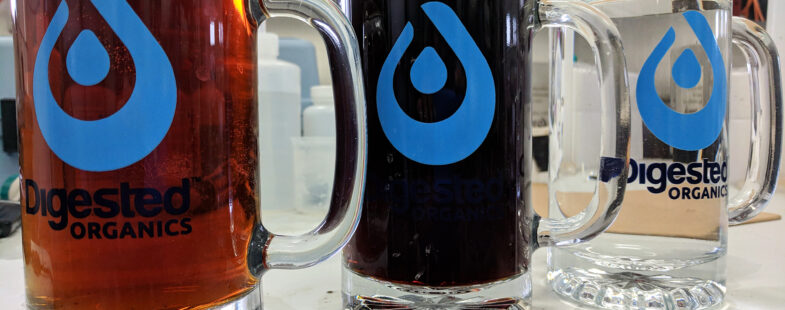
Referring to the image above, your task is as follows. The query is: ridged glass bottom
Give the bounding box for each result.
[547,231,728,310]
[342,269,531,309]
[548,268,725,310]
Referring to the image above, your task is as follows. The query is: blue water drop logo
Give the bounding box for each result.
[33,0,177,172]
[377,1,496,166]
[410,47,448,95]
[672,48,702,89]
[66,30,110,86]
[636,11,727,151]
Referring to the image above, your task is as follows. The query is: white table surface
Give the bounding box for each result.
[2,191,784,310]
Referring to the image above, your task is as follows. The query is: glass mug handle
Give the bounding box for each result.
[534,0,630,248]
[247,0,367,272]
[728,17,782,224]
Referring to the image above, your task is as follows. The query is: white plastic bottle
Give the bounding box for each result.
[258,32,301,210]
[294,85,336,213]
[303,85,336,137]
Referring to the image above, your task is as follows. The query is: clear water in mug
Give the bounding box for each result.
[549,1,733,309]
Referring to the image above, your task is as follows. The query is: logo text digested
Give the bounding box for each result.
[628,158,728,200]
[24,179,193,239]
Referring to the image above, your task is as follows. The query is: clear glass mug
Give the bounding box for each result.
[547,1,782,309]
[13,0,366,308]
[338,0,631,308]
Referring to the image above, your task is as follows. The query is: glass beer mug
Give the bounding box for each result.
[339,0,631,308]
[547,1,782,309]
[13,0,366,308]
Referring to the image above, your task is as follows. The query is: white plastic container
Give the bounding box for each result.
[293,137,335,213]
[0,37,18,194]
[303,85,336,137]
[294,85,336,212]
[258,32,301,210]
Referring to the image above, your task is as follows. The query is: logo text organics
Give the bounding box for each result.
[24,179,194,240]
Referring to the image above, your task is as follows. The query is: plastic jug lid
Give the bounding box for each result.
[258,32,279,59]
[310,85,334,106]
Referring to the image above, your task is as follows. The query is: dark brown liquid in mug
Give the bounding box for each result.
[343,0,536,287]
[16,0,260,308]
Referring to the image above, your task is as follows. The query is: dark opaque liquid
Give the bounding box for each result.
[16,0,260,308]
[344,0,536,287]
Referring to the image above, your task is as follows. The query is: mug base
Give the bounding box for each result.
[342,268,531,309]
[209,285,263,310]
[548,267,725,310]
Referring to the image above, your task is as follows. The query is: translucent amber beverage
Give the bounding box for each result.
[14,0,367,308]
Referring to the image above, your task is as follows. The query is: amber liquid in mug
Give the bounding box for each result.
[16,0,261,308]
